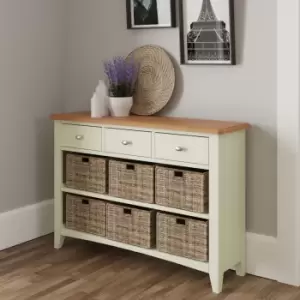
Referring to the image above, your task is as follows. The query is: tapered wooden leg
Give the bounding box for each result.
[54,232,65,249]
[209,272,224,294]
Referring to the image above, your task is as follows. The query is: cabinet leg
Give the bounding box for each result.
[209,272,224,294]
[54,232,65,249]
[236,235,246,277]
[235,261,246,277]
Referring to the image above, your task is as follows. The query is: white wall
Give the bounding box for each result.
[64,0,278,236]
[0,0,66,213]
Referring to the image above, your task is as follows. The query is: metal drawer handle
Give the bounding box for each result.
[175,146,184,152]
[122,140,132,146]
[75,135,84,140]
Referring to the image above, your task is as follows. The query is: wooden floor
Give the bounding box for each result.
[0,236,299,300]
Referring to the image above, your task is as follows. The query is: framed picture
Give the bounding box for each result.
[179,0,236,65]
[127,0,176,29]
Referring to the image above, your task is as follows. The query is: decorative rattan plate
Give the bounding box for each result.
[127,45,175,116]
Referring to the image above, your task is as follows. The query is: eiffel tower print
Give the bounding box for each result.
[186,0,231,62]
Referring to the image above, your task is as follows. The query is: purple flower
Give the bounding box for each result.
[103,56,138,97]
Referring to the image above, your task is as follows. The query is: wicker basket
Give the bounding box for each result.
[106,203,155,249]
[65,153,107,194]
[108,160,154,203]
[155,166,208,213]
[157,213,208,261]
[66,194,106,236]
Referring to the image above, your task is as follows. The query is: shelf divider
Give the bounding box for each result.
[61,185,209,220]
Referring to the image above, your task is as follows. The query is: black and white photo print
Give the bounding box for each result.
[179,0,236,65]
[127,0,176,29]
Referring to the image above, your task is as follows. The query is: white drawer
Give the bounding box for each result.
[104,128,152,157]
[60,124,102,151]
[154,133,209,165]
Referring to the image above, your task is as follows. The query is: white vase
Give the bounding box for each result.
[91,80,109,118]
[109,97,133,117]
[91,93,106,118]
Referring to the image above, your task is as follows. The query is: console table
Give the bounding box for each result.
[51,112,250,294]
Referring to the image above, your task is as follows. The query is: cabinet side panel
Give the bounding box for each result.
[219,131,246,272]
[54,121,65,248]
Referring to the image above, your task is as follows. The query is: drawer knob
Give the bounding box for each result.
[175,146,184,152]
[75,135,84,140]
[122,140,131,146]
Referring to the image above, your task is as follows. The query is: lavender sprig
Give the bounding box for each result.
[103,56,138,97]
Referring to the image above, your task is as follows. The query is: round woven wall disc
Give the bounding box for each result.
[126,45,175,116]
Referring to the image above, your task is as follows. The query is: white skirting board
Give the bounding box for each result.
[0,199,54,251]
[246,232,278,281]
[0,200,279,283]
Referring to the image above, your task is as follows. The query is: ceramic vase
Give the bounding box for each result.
[91,80,109,118]
[109,97,133,117]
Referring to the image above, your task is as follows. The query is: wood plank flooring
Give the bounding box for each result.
[0,235,299,300]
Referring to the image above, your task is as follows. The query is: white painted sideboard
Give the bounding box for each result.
[51,112,250,294]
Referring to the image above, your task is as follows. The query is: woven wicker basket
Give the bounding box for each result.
[66,194,106,236]
[157,213,208,261]
[108,160,154,203]
[65,153,107,194]
[155,166,208,213]
[106,203,155,249]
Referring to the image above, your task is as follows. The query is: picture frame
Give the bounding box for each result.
[126,0,176,29]
[179,0,236,65]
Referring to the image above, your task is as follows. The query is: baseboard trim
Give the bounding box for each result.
[0,199,54,251]
[246,232,278,281]
[0,201,279,282]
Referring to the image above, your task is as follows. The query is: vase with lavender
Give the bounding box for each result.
[104,56,138,117]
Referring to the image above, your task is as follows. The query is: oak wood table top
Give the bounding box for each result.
[51,111,250,135]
